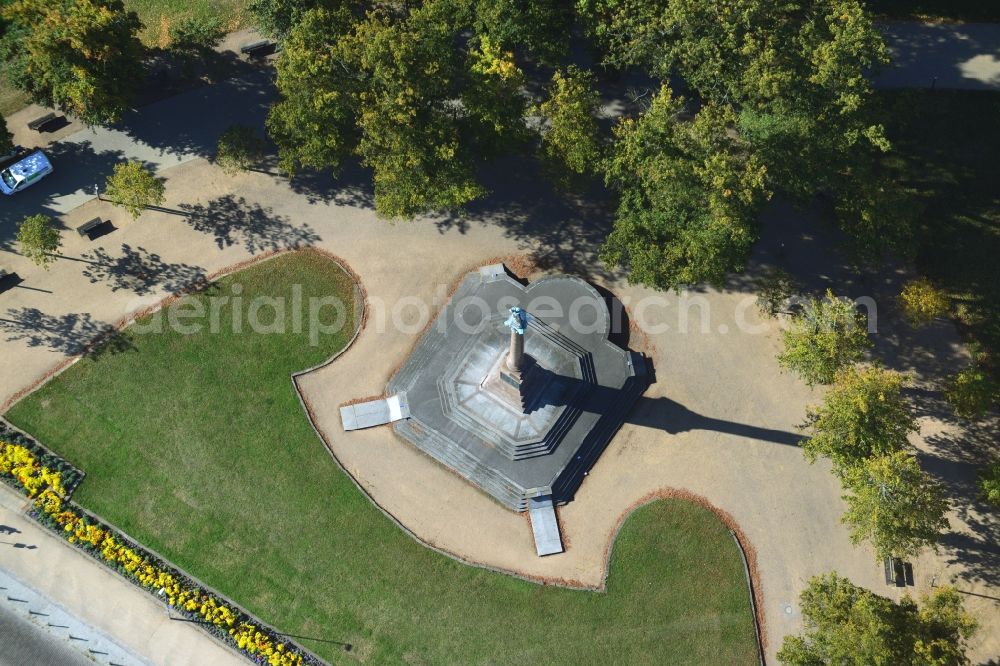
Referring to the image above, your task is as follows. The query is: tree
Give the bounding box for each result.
[581,0,904,259]
[0,117,13,155]
[16,214,61,268]
[0,0,144,125]
[944,364,997,419]
[899,278,950,328]
[247,0,344,39]
[104,161,165,219]
[778,290,871,385]
[778,572,976,666]
[537,66,603,188]
[841,451,949,560]
[978,460,1000,508]
[267,2,538,219]
[215,125,266,175]
[802,366,917,473]
[265,7,358,177]
[473,0,571,64]
[601,86,770,289]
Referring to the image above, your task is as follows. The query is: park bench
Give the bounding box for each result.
[27,112,58,132]
[883,557,914,587]
[76,217,103,237]
[239,40,274,58]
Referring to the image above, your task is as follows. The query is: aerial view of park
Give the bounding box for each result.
[0,1,997,665]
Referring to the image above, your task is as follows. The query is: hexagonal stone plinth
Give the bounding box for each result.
[438,315,592,460]
[388,265,648,511]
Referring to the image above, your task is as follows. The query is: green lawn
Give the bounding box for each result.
[126,0,247,47]
[880,90,1000,368]
[6,250,758,665]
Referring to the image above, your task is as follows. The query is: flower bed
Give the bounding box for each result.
[0,423,84,496]
[0,435,322,666]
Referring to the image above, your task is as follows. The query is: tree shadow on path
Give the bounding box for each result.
[0,307,133,357]
[79,244,207,296]
[178,195,321,254]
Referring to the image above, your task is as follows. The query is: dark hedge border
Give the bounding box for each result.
[0,423,327,666]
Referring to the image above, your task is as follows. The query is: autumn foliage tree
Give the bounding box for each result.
[537,66,603,189]
[0,0,144,125]
[16,214,62,268]
[104,161,165,219]
[841,451,950,559]
[778,573,976,665]
[601,86,770,289]
[778,291,871,385]
[802,366,917,472]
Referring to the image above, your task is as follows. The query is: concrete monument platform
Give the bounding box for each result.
[385,264,648,516]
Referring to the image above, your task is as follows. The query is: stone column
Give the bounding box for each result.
[505,326,524,375]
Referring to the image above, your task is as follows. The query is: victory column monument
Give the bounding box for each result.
[341,263,648,556]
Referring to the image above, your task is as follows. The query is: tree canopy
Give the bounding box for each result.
[582,0,902,260]
[16,214,61,268]
[778,572,976,666]
[264,0,901,286]
[268,2,546,217]
[803,366,918,472]
[104,161,165,219]
[537,66,603,189]
[0,118,13,155]
[601,86,770,289]
[0,0,144,125]
[778,291,872,385]
[841,450,950,559]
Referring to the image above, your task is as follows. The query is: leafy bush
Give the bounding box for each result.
[899,277,949,328]
[216,125,266,175]
[978,461,1000,508]
[778,290,872,385]
[104,161,165,219]
[169,15,225,54]
[944,364,998,418]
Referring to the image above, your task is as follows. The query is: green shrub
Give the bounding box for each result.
[979,461,1000,508]
[216,125,266,175]
[944,364,997,418]
[169,15,225,54]
[899,277,949,328]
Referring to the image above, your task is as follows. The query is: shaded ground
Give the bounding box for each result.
[872,0,1000,22]
[5,252,759,665]
[880,89,1000,369]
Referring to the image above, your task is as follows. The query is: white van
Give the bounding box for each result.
[0,150,53,195]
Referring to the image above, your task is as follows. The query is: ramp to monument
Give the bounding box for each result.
[340,394,410,431]
[528,496,564,556]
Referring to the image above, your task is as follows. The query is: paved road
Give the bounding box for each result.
[877,21,1000,89]
[0,603,95,666]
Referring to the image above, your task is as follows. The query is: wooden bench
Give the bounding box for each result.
[883,557,914,587]
[27,112,58,132]
[240,40,273,58]
[76,217,103,237]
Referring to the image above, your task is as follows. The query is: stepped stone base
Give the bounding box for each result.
[387,264,648,512]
